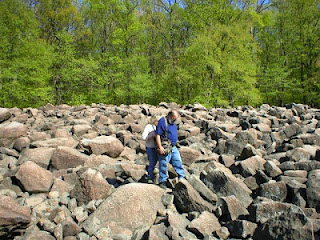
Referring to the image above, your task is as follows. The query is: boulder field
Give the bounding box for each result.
[0,102,319,240]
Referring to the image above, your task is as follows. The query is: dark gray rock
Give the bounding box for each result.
[216,196,249,221]
[187,174,217,203]
[173,178,215,213]
[258,181,287,202]
[201,166,252,208]
[226,220,257,239]
[187,211,221,238]
[306,169,320,212]
[252,199,314,240]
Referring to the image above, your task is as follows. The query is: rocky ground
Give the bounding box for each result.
[0,102,320,240]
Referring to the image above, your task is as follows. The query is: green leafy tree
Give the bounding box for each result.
[0,0,54,108]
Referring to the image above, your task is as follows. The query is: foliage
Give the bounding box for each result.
[0,0,319,108]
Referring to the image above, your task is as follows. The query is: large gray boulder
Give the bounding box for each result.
[306,169,320,212]
[238,156,266,177]
[187,211,221,238]
[217,195,249,221]
[0,196,31,238]
[173,178,215,213]
[30,137,78,148]
[70,168,111,205]
[179,147,201,166]
[252,199,315,240]
[51,146,89,170]
[0,121,27,139]
[258,181,287,202]
[18,147,55,169]
[201,166,252,208]
[15,161,53,193]
[82,183,165,238]
[80,136,124,157]
[0,108,11,123]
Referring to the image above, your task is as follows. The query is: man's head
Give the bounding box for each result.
[167,110,179,124]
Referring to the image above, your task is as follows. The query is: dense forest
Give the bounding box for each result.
[0,0,319,108]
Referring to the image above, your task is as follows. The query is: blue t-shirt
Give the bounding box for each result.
[155,117,178,146]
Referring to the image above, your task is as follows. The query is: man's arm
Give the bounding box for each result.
[156,134,165,155]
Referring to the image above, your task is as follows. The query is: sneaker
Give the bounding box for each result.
[159,181,167,189]
[147,179,153,184]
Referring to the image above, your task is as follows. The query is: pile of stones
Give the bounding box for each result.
[0,102,319,240]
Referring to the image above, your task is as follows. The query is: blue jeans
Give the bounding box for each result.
[146,147,158,179]
[158,146,185,183]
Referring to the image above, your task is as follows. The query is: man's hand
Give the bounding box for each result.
[158,146,165,155]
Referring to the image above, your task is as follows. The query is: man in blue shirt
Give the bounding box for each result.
[155,110,185,188]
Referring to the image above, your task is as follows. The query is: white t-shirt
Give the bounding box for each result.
[142,124,157,148]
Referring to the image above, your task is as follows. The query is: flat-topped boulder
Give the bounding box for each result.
[80,136,124,157]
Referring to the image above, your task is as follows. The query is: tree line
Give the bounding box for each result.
[0,0,319,108]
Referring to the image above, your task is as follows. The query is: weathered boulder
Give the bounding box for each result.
[238,156,266,177]
[173,178,215,213]
[252,199,315,240]
[82,183,164,238]
[23,230,56,240]
[15,161,53,193]
[72,124,92,137]
[51,146,89,170]
[167,210,197,240]
[30,137,78,148]
[216,195,249,221]
[70,168,111,205]
[0,108,11,123]
[226,220,257,239]
[0,121,27,139]
[187,211,221,238]
[188,174,217,203]
[18,147,55,169]
[13,137,30,152]
[62,218,81,237]
[306,169,320,212]
[80,136,124,157]
[119,163,146,181]
[240,144,261,160]
[218,154,235,168]
[201,167,252,208]
[258,181,287,202]
[284,170,308,178]
[264,160,282,178]
[148,223,169,240]
[286,147,311,162]
[0,196,31,238]
[179,147,201,166]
